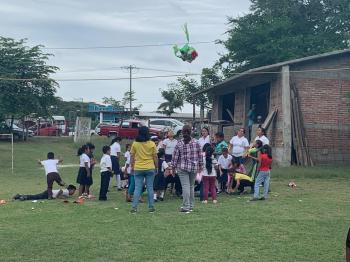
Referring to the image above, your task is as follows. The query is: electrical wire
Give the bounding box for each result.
[42,41,215,50]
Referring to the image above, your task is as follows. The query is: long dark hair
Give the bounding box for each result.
[203,143,214,175]
[262,144,272,159]
[136,126,150,142]
[77,144,88,156]
[182,125,192,144]
[256,140,263,149]
[110,137,122,145]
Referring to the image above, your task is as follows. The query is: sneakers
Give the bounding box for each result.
[149,207,156,213]
[201,200,208,204]
[130,208,137,214]
[249,198,259,202]
[259,197,266,201]
[180,208,190,214]
[213,200,218,204]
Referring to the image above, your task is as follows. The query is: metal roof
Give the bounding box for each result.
[194,48,350,95]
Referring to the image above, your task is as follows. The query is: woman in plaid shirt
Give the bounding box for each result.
[171,125,203,213]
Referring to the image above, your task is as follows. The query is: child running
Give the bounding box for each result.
[76,144,91,197]
[38,152,66,200]
[99,146,112,201]
[202,143,218,204]
[251,144,273,201]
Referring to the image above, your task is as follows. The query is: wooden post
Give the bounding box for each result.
[281,65,292,166]
[192,100,196,129]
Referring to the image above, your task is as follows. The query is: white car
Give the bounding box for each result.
[149,118,184,136]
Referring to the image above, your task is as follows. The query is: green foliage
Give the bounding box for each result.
[157,89,183,116]
[0,37,59,121]
[217,0,350,75]
[102,96,122,109]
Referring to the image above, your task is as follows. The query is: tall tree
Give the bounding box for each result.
[0,37,58,138]
[167,67,222,120]
[157,88,183,116]
[217,0,350,75]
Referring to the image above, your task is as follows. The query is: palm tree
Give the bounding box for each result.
[157,89,183,116]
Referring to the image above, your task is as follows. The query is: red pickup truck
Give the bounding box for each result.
[99,120,162,139]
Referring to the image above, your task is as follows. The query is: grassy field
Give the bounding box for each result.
[0,137,349,262]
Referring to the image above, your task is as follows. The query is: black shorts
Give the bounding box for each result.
[76,167,93,186]
[154,173,166,191]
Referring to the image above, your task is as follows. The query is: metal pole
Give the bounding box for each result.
[11,133,14,174]
[129,65,132,117]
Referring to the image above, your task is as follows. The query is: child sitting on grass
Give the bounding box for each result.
[227,158,246,194]
[38,152,66,200]
[13,185,76,201]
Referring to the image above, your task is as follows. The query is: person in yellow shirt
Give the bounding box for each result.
[130,126,158,213]
[229,160,254,194]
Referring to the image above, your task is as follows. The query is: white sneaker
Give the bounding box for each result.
[202,200,208,204]
[213,200,218,204]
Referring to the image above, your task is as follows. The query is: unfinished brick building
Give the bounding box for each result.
[196,49,350,166]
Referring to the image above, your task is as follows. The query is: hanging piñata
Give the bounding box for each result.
[173,23,198,63]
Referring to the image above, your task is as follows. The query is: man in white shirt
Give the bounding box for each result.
[228,128,249,163]
[13,185,76,201]
[99,146,113,201]
[38,152,66,199]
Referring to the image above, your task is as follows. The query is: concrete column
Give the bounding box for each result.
[281,65,292,166]
[99,112,103,123]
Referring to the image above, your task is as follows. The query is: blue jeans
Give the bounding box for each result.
[128,174,135,196]
[253,171,270,199]
[132,169,155,209]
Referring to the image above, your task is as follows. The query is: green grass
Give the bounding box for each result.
[0,137,349,262]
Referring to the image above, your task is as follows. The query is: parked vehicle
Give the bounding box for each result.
[34,123,60,136]
[99,120,162,139]
[149,118,184,136]
[94,122,119,136]
[52,115,67,135]
[0,122,34,140]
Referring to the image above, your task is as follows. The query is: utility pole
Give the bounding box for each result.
[121,65,137,118]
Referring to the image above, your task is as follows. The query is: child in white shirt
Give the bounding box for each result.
[99,146,112,201]
[38,152,65,200]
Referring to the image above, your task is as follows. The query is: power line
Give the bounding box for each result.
[0,73,199,82]
[42,41,215,50]
[0,67,349,82]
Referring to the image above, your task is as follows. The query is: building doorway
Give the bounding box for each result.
[221,93,235,121]
[250,83,270,124]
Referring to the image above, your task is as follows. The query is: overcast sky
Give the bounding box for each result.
[0,0,251,112]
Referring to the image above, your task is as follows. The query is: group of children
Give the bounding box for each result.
[13,126,272,205]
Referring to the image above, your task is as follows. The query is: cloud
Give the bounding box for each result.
[0,0,251,112]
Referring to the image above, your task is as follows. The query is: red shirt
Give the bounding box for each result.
[259,153,272,171]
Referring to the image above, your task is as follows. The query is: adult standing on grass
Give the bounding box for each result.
[228,128,249,164]
[172,125,203,213]
[197,127,211,150]
[130,126,158,213]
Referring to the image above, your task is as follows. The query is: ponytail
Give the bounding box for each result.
[182,125,192,144]
[203,143,213,174]
[77,145,88,156]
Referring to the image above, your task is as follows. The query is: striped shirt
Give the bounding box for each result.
[171,138,203,173]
